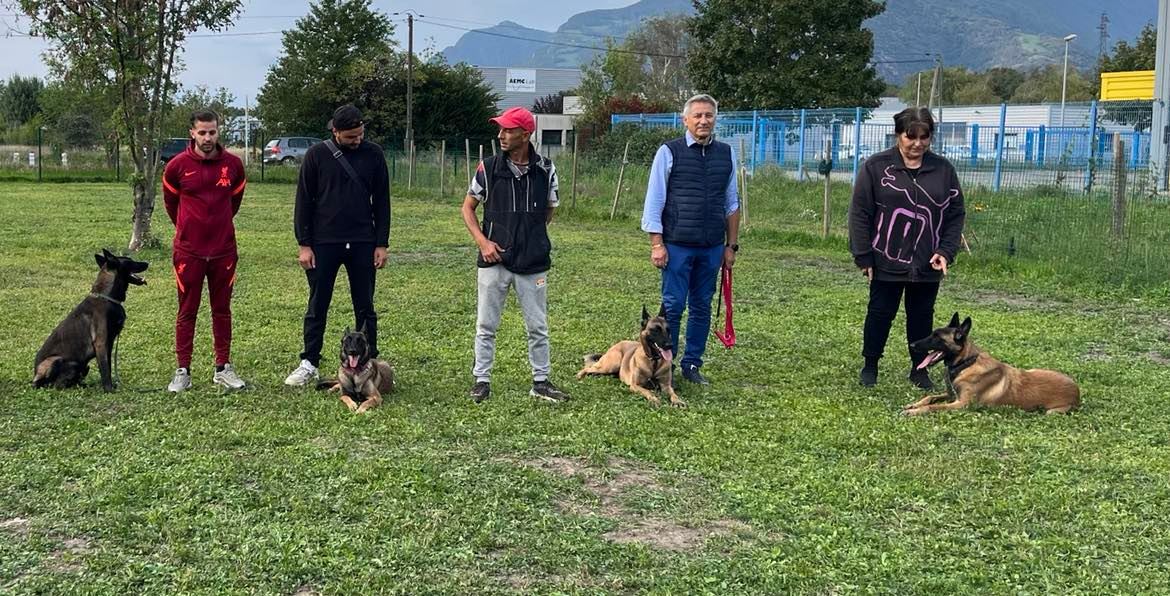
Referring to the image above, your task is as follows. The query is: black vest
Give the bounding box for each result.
[478,144,554,274]
[663,137,732,247]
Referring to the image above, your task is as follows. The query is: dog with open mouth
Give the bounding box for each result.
[33,249,149,391]
[902,312,1080,415]
[576,305,685,408]
[317,325,395,413]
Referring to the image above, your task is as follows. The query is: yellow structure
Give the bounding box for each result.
[1100,70,1156,100]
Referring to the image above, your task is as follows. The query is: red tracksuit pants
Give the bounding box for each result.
[174,252,237,368]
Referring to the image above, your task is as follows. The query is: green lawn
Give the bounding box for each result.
[2,181,1170,594]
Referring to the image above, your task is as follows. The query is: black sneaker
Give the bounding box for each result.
[470,381,491,403]
[681,364,709,385]
[908,368,934,390]
[859,366,878,387]
[530,380,570,402]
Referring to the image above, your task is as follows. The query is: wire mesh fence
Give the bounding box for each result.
[3,104,1170,292]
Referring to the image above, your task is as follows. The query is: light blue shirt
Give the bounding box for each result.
[641,130,740,234]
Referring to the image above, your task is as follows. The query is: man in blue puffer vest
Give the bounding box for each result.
[641,94,741,387]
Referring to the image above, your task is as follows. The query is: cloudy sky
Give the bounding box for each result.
[0,0,633,103]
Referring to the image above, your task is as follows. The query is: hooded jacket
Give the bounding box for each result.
[849,147,966,282]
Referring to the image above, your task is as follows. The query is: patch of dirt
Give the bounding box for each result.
[1147,351,1170,366]
[291,585,321,596]
[964,289,1058,311]
[603,519,750,552]
[0,517,30,536]
[1080,343,1112,362]
[45,537,91,574]
[510,456,751,552]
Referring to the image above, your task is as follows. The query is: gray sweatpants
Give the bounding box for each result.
[473,266,550,383]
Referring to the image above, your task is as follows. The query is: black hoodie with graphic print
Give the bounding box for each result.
[849,147,966,283]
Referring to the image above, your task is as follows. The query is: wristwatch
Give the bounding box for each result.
[726,243,739,252]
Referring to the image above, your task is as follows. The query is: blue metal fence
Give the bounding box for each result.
[612,101,1157,192]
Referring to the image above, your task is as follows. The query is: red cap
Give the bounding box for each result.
[490,107,536,133]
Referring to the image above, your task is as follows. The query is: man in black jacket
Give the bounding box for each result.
[285,104,391,386]
[460,106,569,404]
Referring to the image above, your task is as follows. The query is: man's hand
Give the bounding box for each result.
[298,246,316,270]
[479,240,505,263]
[651,244,668,269]
[373,246,388,269]
[861,267,873,282]
[930,253,949,275]
[722,246,737,270]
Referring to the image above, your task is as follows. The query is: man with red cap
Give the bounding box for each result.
[460,106,569,403]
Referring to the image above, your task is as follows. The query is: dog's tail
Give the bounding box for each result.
[582,353,603,366]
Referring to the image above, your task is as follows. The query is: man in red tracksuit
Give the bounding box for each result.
[161,109,247,392]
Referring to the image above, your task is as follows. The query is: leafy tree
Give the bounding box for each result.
[687,0,885,110]
[0,74,45,127]
[985,67,1025,103]
[1009,65,1094,104]
[256,0,395,137]
[532,92,567,114]
[165,86,239,136]
[1099,22,1156,73]
[38,79,117,155]
[17,0,243,250]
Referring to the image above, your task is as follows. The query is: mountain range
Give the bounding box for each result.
[442,0,1157,84]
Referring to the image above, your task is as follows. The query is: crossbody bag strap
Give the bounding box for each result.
[324,139,371,197]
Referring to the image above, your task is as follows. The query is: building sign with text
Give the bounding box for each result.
[505,69,537,93]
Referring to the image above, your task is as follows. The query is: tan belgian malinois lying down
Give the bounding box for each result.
[577,305,686,408]
[902,313,1080,416]
[316,326,395,413]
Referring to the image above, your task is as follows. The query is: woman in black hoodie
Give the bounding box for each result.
[849,107,966,389]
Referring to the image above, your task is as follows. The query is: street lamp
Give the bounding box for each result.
[1060,33,1077,128]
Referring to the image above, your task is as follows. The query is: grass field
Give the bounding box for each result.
[2,180,1170,594]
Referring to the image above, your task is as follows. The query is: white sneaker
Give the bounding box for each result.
[284,359,319,386]
[213,363,246,390]
[168,368,191,392]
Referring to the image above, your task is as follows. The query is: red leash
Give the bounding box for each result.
[713,265,735,348]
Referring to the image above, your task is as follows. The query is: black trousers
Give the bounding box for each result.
[300,242,377,366]
[862,279,940,365]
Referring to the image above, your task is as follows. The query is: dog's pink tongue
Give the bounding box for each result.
[347,355,359,368]
[661,348,673,363]
[916,351,941,371]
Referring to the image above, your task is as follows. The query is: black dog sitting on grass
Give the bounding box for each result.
[32,249,148,391]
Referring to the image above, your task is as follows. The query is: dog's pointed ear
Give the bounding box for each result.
[955,317,972,342]
[94,252,107,268]
[658,303,667,318]
[344,326,351,335]
[358,321,369,336]
[949,312,961,328]
[641,305,650,327]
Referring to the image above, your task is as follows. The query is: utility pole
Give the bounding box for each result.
[916,72,922,107]
[927,54,942,111]
[406,13,414,153]
[1097,12,1110,64]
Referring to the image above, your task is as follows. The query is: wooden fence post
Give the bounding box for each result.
[1112,132,1128,239]
[610,140,631,220]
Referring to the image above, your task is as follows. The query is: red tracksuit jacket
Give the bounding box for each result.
[162,142,246,258]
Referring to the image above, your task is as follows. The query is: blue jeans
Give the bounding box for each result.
[661,243,723,370]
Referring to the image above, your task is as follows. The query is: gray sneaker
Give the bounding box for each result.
[213,363,246,390]
[284,359,319,386]
[167,368,191,392]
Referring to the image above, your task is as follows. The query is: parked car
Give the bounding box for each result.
[159,138,189,162]
[263,137,320,165]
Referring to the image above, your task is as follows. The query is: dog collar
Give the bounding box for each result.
[89,292,123,305]
[946,354,978,379]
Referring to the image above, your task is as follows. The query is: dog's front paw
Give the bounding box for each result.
[902,407,926,417]
[670,398,687,409]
